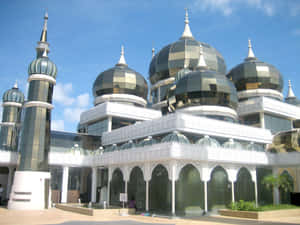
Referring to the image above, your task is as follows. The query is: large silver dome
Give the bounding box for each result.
[93,47,148,101]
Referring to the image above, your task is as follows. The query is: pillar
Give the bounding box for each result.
[231,181,235,203]
[107,167,111,206]
[91,167,97,203]
[61,166,69,203]
[145,180,149,211]
[201,166,210,214]
[260,112,265,128]
[107,116,112,132]
[227,168,238,203]
[6,167,14,199]
[204,180,208,213]
[171,162,177,215]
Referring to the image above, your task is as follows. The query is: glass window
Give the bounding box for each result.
[264,114,292,134]
[87,119,108,136]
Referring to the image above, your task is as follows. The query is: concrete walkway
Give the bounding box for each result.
[0,207,300,225]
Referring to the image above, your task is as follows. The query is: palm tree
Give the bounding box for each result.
[262,173,293,205]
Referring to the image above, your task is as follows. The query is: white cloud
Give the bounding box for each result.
[77,93,90,108]
[192,0,276,16]
[52,120,65,131]
[53,83,75,106]
[64,107,86,123]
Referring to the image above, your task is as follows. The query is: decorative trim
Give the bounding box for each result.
[24,101,53,109]
[2,102,22,108]
[28,74,56,84]
[80,102,161,125]
[151,77,175,91]
[0,122,17,127]
[177,106,238,120]
[94,94,147,107]
[238,89,283,101]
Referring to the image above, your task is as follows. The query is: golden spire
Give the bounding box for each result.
[40,11,48,42]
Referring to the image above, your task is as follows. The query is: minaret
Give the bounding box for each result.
[180,8,194,40]
[0,81,24,151]
[8,12,57,210]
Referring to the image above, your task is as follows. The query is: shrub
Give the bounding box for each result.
[228,200,257,211]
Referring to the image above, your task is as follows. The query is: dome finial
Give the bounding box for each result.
[117,45,127,66]
[180,8,193,40]
[152,47,155,58]
[13,80,18,89]
[40,10,48,42]
[196,44,208,69]
[245,38,256,60]
[287,80,296,98]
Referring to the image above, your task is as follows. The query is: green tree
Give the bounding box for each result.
[262,173,293,205]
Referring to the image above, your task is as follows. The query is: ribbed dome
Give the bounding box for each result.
[149,39,226,85]
[174,70,238,110]
[28,55,57,78]
[161,131,190,144]
[222,139,242,150]
[3,84,24,104]
[93,47,148,101]
[93,64,148,99]
[196,135,220,148]
[227,59,283,93]
[227,40,283,94]
[149,11,226,85]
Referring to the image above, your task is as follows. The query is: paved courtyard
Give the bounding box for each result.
[0,207,300,225]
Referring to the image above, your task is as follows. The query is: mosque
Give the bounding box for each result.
[0,10,300,215]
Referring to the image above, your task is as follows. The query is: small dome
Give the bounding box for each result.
[139,136,157,147]
[196,135,220,148]
[222,139,242,150]
[149,11,226,85]
[28,53,57,78]
[120,140,136,150]
[2,83,24,104]
[104,144,118,152]
[246,142,264,152]
[161,131,190,144]
[93,46,148,101]
[227,40,283,94]
[174,70,238,110]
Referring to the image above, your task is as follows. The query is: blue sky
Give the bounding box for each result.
[1,0,300,132]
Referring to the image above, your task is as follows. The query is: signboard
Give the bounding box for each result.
[119,193,127,202]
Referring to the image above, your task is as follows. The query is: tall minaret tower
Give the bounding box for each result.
[0,82,24,151]
[8,12,57,210]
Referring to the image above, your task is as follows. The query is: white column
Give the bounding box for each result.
[254,181,258,207]
[107,116,112,132]
[91,167,97,203]
[260,112,265,128]
[61,166,69,203]
[107,168,111,206]
[171,177,175,215]
[204,181,208,213]
[125,180,128,196]
[145,180,149,211]
[231,181,235,203]
[171,162,176,215]
[6,166,14,199]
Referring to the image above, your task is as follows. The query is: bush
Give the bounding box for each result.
[228,200,257,211]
